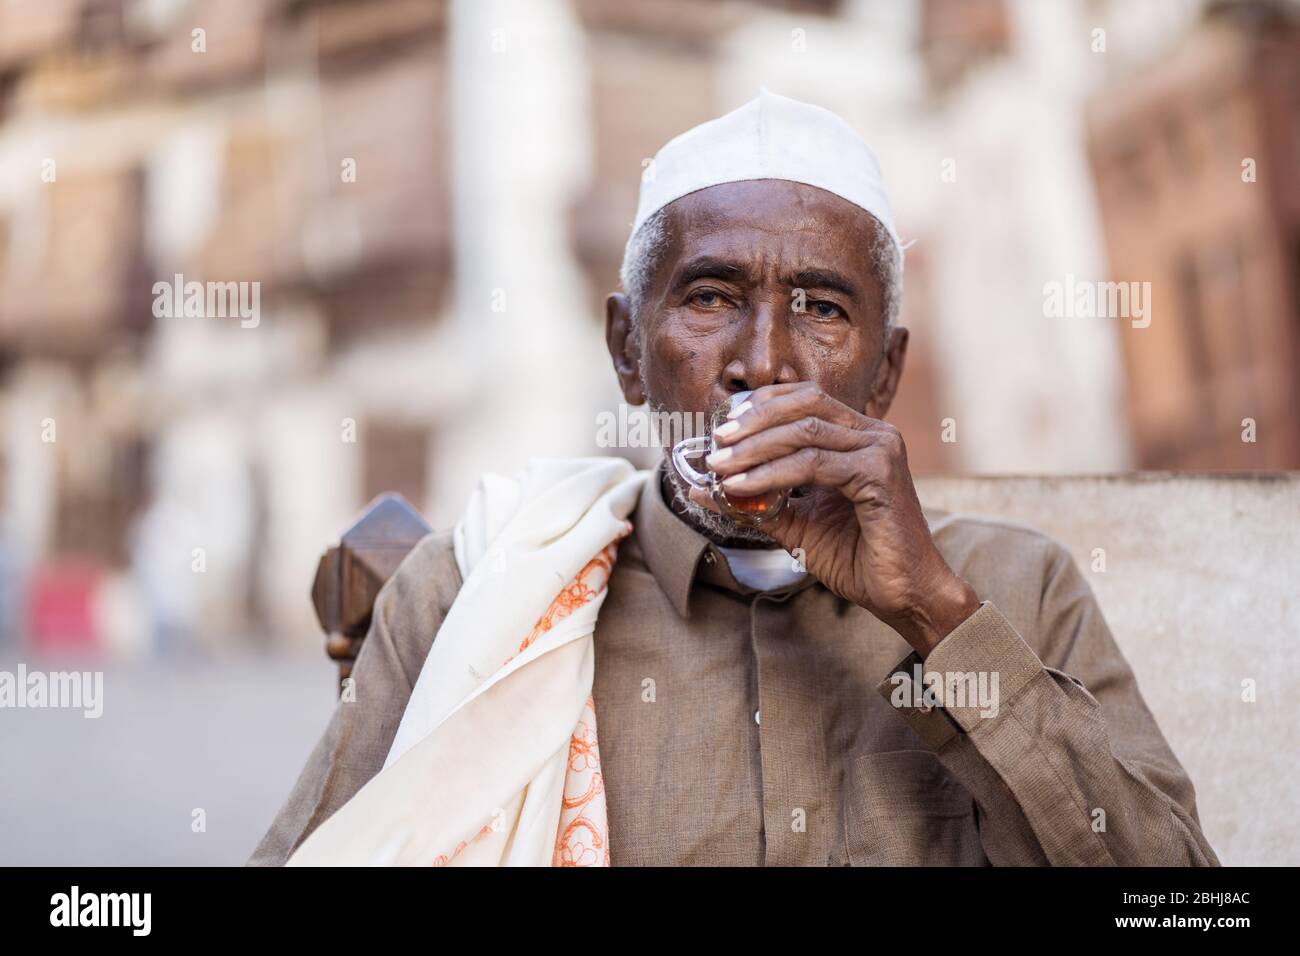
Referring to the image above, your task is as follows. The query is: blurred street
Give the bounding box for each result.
[0,650,334,866]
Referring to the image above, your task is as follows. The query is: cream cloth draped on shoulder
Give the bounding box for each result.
[288,457,648,866]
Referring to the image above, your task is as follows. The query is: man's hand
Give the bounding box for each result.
[698,382,980,658]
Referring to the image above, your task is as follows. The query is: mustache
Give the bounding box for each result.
[643,387,735,439]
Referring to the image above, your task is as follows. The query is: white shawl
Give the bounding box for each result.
[288,457,648,866]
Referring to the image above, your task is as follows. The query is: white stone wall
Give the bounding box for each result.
[917,473,1300,866]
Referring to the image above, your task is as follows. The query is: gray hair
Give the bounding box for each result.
[618,205,902,335]
[618,207,671,326]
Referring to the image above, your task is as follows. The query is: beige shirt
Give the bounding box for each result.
[250,463,1218,866]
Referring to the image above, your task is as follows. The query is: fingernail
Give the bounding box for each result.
[714,420,740,439]
[726,401,752,420]
[722,472,748,488]
[706,447,732,467]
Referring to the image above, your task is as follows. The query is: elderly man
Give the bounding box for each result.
[251,91,1217,867]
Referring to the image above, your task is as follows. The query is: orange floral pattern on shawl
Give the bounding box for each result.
[431,522,630,867]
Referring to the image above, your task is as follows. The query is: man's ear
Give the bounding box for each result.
[865,325,908,420]
[606,292,645,406]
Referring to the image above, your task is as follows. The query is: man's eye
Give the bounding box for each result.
[689,290,726,308]
[810,301,843,319]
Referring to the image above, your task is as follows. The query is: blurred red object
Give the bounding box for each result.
[28,561,102,654]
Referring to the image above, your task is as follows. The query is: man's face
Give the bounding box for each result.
[607,179,909,542]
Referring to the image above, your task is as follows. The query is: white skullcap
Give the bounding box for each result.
[633,88,903,268]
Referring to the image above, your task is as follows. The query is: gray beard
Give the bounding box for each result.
[659,455,775,545]
[643,379,776,546]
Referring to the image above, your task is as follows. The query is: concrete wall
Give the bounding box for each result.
[915,473,1300,866]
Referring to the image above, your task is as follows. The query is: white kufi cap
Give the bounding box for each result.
[632,88,903,267]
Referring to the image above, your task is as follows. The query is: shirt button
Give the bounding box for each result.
[702,551,716,565]
[754,709,761,725]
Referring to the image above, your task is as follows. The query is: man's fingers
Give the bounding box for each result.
[716,383,868,444]
[719,446,879,497]
[707,418,867,476]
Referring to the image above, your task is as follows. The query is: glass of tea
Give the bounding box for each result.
[670,390,789,527]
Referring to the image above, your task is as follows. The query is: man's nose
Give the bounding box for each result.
[723,298,797,392]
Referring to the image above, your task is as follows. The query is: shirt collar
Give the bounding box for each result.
[633,459,820,618]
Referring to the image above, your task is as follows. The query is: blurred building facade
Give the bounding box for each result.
[1087,0,1300,468]
[0,0,1295,653]
[0,0,462,651]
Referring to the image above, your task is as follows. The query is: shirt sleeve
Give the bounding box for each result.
[246,532,455,866]
[875,542,1220,866]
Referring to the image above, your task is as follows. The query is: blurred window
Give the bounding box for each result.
[54,435,149,565]
[1113,139,1153,202]
[1176,250,1215,398]
[1223,239,1251,371]
[1163,115,1196,178]
[362,422,430,512]
[77,0,127,52]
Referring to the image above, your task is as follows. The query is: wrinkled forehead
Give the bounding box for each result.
[659,179,885,279]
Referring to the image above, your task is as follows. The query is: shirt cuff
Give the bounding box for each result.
[875,601,1045,747]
